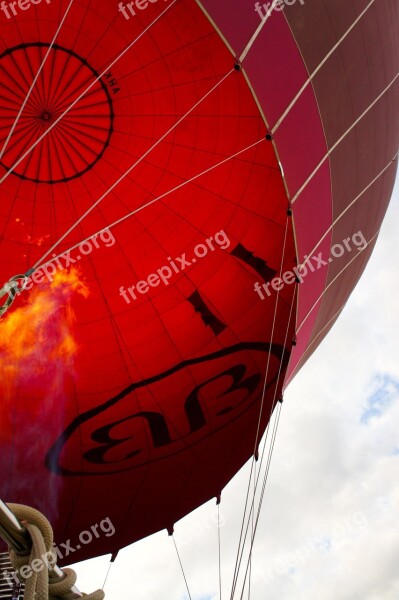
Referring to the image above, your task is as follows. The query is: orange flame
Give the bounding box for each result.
[0,269,88,437]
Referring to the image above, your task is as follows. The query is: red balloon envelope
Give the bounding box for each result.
[0,0,398,562]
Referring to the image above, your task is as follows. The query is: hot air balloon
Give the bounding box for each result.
[0,0,398,597]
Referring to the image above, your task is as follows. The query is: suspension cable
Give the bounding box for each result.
[172,535,192,600]
[218,502,223,600]
[230,215,290,599]
[231,270,297,599]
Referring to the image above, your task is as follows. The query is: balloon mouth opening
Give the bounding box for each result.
[41,112,51,121]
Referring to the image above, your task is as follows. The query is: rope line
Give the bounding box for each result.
[231,277,297,599]
[247,461,256,600]
[30,135,263,276]
[239,0,280,62]
[102,562,113,592]
[6,503,104,600]
[172,535,192,600]
[271,0,376,134]
[296,155,397,276]
[28,68,233,272]
[230,216,290,599]
[290,72,399,206]
[229,235,378,594]
[238,403,283,600]
[218,503,222,600]
[297,230,379,334]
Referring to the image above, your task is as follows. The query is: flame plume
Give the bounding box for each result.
[0,269,89,429]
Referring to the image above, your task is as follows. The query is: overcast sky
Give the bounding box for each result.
[71,175,399,600]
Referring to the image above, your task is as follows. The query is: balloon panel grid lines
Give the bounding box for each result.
[0,0,397,570]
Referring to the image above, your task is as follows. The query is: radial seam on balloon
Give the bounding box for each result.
[297,155,398,275]
[0,0,75,161]
[296,230,380,336]
[29,134,261,276]
[0,0,179,186]
[291,72,399,205]
[230,285,296,600]
[230,217,290,598]
[271,0,376,135]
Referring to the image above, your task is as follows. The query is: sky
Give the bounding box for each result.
[71,174,399,600]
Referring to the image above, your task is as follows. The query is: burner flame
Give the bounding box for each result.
[0,269,88,431]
